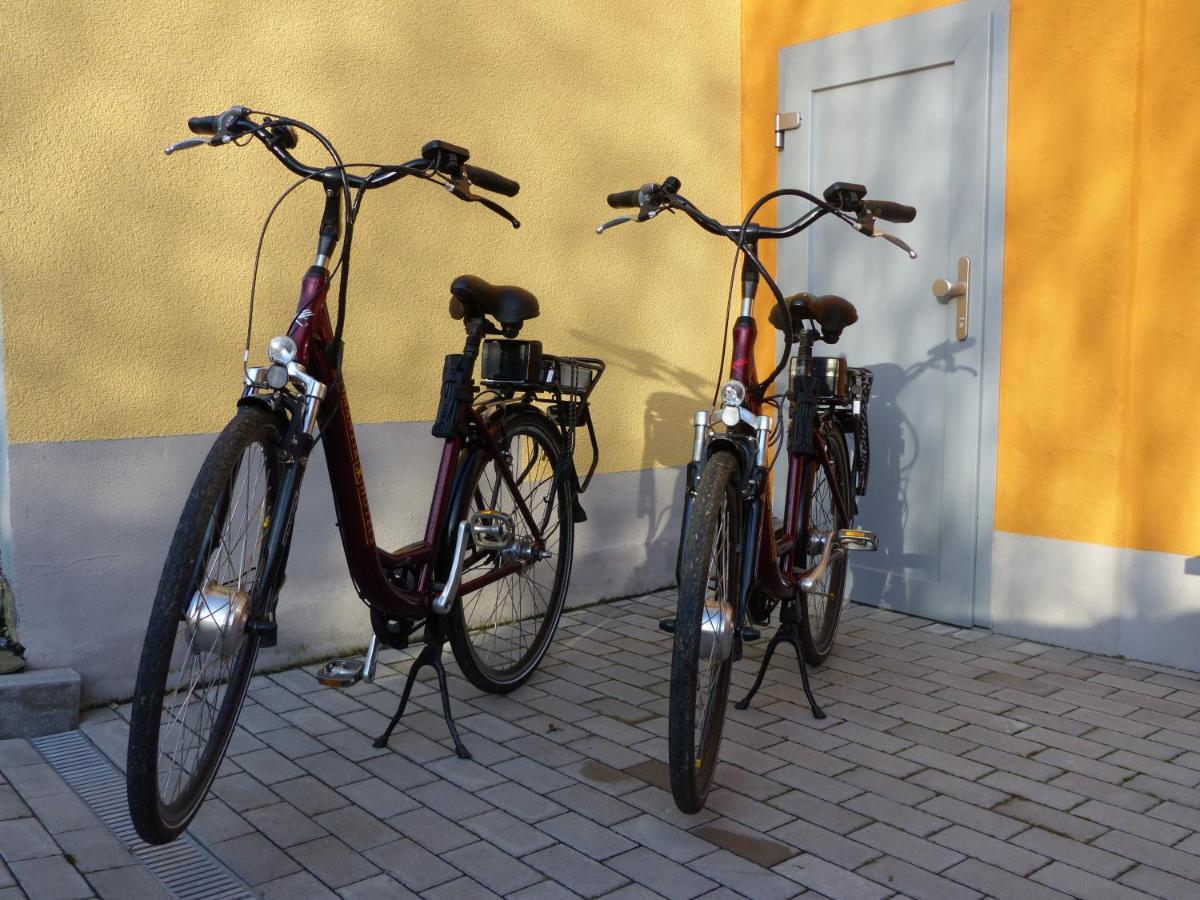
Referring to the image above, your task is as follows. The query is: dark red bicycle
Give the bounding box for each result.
[600,177,914,812]
[127,107,604,844]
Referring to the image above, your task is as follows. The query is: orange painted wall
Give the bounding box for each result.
[743,0,1200,557]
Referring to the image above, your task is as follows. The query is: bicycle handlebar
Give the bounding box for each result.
[175,106,520,199]
[864,199,916,223]
[607,189,641,209]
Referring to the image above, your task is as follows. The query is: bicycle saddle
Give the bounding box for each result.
[768,292,858,343]
[449,275,540,325]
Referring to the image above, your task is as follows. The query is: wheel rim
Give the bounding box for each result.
[457,427,566,681]
[155,440,271,815]
[692,489,734,783]
[803,445,846,654]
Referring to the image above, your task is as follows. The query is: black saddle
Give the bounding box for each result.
[768,292,858,343]
[449,275,540,325]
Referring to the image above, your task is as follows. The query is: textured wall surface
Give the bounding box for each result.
[0,1,740,476]
[743,0,1200,558]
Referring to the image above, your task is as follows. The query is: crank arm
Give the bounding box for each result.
[799,529,840,594]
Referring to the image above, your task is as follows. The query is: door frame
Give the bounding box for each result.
[776,0,1009,626]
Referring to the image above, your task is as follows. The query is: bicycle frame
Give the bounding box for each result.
[691,304,854,634]
[248,264,548,622]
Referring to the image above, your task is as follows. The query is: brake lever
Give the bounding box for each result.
[164,137,212,155]
[876,230,918,259]
[448,178,521,229]
[596,216,633,234]
[854,217,917,259]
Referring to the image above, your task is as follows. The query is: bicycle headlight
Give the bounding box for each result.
[720,379,746,407]
[267,335,297,365]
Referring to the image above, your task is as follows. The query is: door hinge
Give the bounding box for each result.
[775,112,801,150]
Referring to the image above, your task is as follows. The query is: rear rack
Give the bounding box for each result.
[479,346,606,492]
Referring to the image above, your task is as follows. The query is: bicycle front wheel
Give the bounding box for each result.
[668,450,739,814]
[127,406,283,844]
[797,422,852,665]
[447,410,573,693]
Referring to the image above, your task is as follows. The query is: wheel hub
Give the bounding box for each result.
[699,597,734,662]
[185,581,251,657]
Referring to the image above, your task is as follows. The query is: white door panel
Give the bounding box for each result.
[776,0,1008,625]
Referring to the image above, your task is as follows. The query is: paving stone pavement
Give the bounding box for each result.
[5,592,1200,897]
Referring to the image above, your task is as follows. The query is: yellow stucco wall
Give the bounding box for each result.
[0,1,740,475]
[743,0,1200,557]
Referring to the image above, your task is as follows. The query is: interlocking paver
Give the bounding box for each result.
[525,844,629,898]
[1031,861,1155,900]
[774,852,891,900]
[6,855,92,900]
[931,825,1048,876]
[858,855,982,900]
[0,818,59,861]
[15,596,1200,900]
[443,840,541,894]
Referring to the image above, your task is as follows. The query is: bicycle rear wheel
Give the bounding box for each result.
[447,410,573,693]
[797,422,852,665]
[668,451,739,814]
[127,406,283,844]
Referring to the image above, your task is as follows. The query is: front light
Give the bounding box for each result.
[268,335,297,365]
[720,379,746,407]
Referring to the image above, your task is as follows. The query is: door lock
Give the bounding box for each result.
[932,256,970,341]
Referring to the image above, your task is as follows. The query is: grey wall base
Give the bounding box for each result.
[5,422,684,705]
[0,668,80,738]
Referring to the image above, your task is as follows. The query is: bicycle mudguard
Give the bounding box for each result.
[432,354,473,438]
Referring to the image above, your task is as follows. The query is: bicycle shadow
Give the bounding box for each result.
[849,337,977,610]
[567,328,714,596]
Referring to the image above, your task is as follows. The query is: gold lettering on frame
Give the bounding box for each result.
[339,382,375,543]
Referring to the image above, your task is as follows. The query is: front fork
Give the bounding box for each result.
[241,364,327,647]
[676,410,773,663]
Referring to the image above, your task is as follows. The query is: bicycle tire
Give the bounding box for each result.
[668,450,739,814]
[127,405,284,844]
[797,422,852,666]
[446,410,573,693]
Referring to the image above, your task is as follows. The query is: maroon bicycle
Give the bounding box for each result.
[127,107,604,844]
[600,177,914,812]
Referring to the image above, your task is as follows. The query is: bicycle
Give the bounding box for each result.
[127,106,604,844]
[599,177,915,812]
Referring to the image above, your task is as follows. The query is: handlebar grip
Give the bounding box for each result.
[187,115,219,136]
[463,164,520,197]
[864,200,916,223]
[607,189,641,209]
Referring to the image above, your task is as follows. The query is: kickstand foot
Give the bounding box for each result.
[373,627,472,759]
[735,605,825,719]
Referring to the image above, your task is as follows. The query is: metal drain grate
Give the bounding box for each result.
[32,731,254,900]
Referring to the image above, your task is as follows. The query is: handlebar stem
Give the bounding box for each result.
[315,176,343,267]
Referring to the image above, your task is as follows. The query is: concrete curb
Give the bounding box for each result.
[0,667,81,738]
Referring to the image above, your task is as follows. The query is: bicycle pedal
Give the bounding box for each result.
[837,528,878,552]
[658,617,676,634]
[248,618,277,648]
[740,626,762,642]
[316,658,365,688]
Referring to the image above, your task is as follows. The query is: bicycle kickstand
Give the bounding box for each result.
[373,621,472,759]
[735,603,826,719]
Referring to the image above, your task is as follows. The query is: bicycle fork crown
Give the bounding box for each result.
[184,581,250,657]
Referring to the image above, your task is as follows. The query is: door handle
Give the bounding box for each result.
[932,256,970,341]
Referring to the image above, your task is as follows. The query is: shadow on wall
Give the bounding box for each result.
[2,2,740,703]
[850,338,976,610]
[564,328,713,599]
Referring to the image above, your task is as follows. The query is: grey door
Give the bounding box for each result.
[776,0,1008,626]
